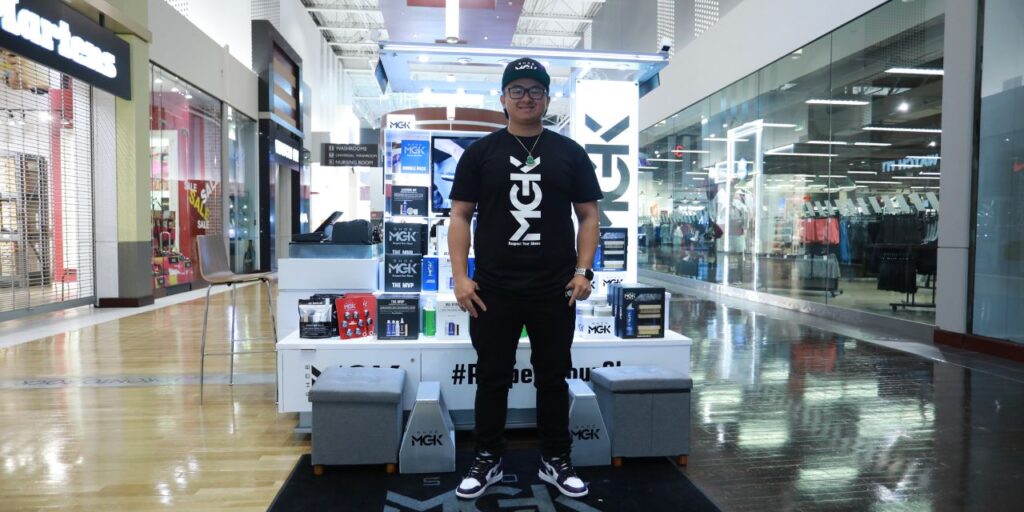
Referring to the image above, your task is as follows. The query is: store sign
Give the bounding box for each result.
[274,139,299,163]
[185,180,216,230]
[881,154,939,173]
[0,0,131,99]
[387,114,416,130]
[322,143,379,167]
[572,80,638,282]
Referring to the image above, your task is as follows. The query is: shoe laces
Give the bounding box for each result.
[545,455,578,479]
[467,452,498,481]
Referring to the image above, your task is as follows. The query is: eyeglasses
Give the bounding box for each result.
[506,85,547,100]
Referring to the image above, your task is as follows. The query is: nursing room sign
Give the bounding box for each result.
[572,80,639,283]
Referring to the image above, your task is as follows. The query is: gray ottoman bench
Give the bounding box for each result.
[309,366,406,475]
[591,366,692,467]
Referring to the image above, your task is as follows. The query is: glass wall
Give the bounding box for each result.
[226,106,259,273]
[973,0,1024,344]
[640,0,945,323]
[150,64,223,292]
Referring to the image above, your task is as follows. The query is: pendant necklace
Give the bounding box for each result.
[511,129,543,166]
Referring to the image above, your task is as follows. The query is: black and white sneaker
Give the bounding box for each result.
[538,454,588,498]
[455,451,503,499]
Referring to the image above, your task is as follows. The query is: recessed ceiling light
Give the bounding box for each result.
[864,126,942,134]
[457,57,471,65]
[154,78,162,84]
[171,87,179,92]
[898,102,910,112]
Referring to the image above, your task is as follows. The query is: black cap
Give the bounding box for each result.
[501,58,550,91]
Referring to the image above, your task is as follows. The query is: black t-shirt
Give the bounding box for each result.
[449,128,603,296]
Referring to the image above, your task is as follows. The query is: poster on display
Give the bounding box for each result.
[572,80,639,284]
[390,186,428,216]
[386,130,430,175]
[431,136,480,215]
[385,222,427,255]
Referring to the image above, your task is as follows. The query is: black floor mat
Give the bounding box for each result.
[268,449,720,512]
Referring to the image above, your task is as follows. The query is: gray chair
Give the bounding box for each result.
[195,234,277,403]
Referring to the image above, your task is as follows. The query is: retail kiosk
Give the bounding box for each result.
[275,44,684,432]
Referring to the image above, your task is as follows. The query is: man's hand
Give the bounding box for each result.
[454,276,487,318]
[565,275,592,306]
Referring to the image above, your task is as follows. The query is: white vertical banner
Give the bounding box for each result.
[571,80,639,284]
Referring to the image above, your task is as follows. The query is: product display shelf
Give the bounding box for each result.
[276,328,692,430]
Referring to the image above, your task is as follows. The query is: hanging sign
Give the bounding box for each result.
[321,143,379,167]
[0,0,131,99]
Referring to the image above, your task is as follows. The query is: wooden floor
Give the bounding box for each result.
[0,283,303,511]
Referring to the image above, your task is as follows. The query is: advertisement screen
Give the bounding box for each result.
[431,136,480,215]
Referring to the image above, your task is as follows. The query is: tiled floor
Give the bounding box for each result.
[670,295,1024,511]
[2,283,1024,510]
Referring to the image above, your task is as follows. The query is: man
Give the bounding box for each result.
[447,58,602,500]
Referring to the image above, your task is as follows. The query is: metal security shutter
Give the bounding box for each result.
[0,49,94,318]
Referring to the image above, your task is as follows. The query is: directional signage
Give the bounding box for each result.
[322,143,379,167]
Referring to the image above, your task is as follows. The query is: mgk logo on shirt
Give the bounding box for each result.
[509,155,542,245]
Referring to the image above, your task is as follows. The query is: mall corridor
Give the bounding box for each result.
[2,285,1022,511]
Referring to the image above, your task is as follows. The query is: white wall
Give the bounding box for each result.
[184,0,253,70]
[640,0,887,129]
[271,0,354,143]
[148,0,259,119]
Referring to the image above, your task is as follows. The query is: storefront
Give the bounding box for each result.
[252,20,307,272]
[971,0,1024,345]
[639,0,944,324]
[0,0,130,319]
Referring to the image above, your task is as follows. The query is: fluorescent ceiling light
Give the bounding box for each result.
[638,166,658,170]
[807,140,848,145]
[381,43,668,64]
[864,126,942,134]
[847,171,877,175]
[763,123,797,128]
[886,67,944,76]
[892,176,940,180]
[647,158,682,162]
[854,142,892,147]
[906,156,940,159]
[686,172,709,175]
[854,180,899,185]
[703,137,749,142]
[806,99,869,106]
[919,172,941,176]
[766,152,838,158]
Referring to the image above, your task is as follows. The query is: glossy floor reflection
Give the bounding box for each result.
[671,296,1024,511]
[643,245,938,324]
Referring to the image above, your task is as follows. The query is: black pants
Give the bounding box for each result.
[470,288,575,458]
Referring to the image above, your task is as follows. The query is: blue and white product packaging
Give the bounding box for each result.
[376,295,420,340]
[421,256,439,292]
[435,297,468,340]
[613,285,666,339]
[597,227,628,271]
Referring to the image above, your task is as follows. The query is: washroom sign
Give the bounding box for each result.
[572,80,638,282]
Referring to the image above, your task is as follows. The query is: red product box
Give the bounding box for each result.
[336,294,377,339]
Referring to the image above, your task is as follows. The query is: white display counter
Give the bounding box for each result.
[276,329,691,429]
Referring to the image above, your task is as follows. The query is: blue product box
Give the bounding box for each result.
[422,256,438,292]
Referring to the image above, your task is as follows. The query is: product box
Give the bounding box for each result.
[435,223,450,257]
[384,254,423,292]
[437,257,474,292]
[592,271,625,298]
[436,297,469,339]
[390,186,428,216]
[377,294,420,340]
[385,221,427,255]
[335,293,377,339]
[596,227,628,271]
[421,256,439,292]
[612,285,666,339]
[577,315,615,339]
[298,298,334,339]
